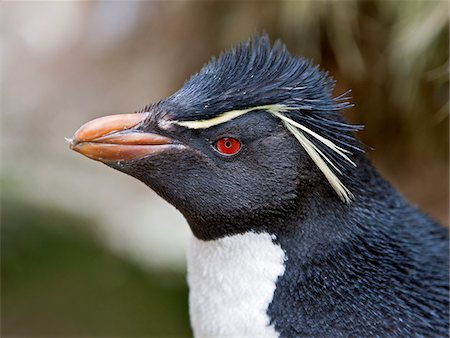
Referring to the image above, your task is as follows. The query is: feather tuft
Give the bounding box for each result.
[281,118,354,203]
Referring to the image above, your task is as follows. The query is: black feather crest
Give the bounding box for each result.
[161,35,364,202]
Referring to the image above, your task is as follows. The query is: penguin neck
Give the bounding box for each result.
[183,161,370,242]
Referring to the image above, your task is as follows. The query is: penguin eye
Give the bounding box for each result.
[214,137,241,155]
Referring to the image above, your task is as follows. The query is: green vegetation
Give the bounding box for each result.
[1,197,191,337]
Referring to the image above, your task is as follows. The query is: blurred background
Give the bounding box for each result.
[1,1,448,336]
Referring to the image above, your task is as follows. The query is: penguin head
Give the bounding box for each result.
[70,36,362,240]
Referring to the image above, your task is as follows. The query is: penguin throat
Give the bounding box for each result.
[186,231,286,337]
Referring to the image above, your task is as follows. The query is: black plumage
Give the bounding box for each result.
[148,36,362,178]
[72,35,449,337]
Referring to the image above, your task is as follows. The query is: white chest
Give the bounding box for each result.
[186,231,286,338]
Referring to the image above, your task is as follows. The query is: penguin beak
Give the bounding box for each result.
[69,113,175,162]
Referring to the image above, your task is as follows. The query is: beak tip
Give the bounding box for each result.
[65,137,76,150]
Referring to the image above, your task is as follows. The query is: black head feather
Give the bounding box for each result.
[153,35,363,201]
[165,35,344,117]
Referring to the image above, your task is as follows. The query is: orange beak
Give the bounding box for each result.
[69,113,175,162]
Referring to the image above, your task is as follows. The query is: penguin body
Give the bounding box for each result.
[267,174,449,337]
[70,36,449,337]
[187,163,449,337]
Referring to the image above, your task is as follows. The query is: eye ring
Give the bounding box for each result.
[214,137,241,156]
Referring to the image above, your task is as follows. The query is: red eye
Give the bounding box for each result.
[215,137,241,155]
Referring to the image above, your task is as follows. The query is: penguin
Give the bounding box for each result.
[69,36,449,337]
